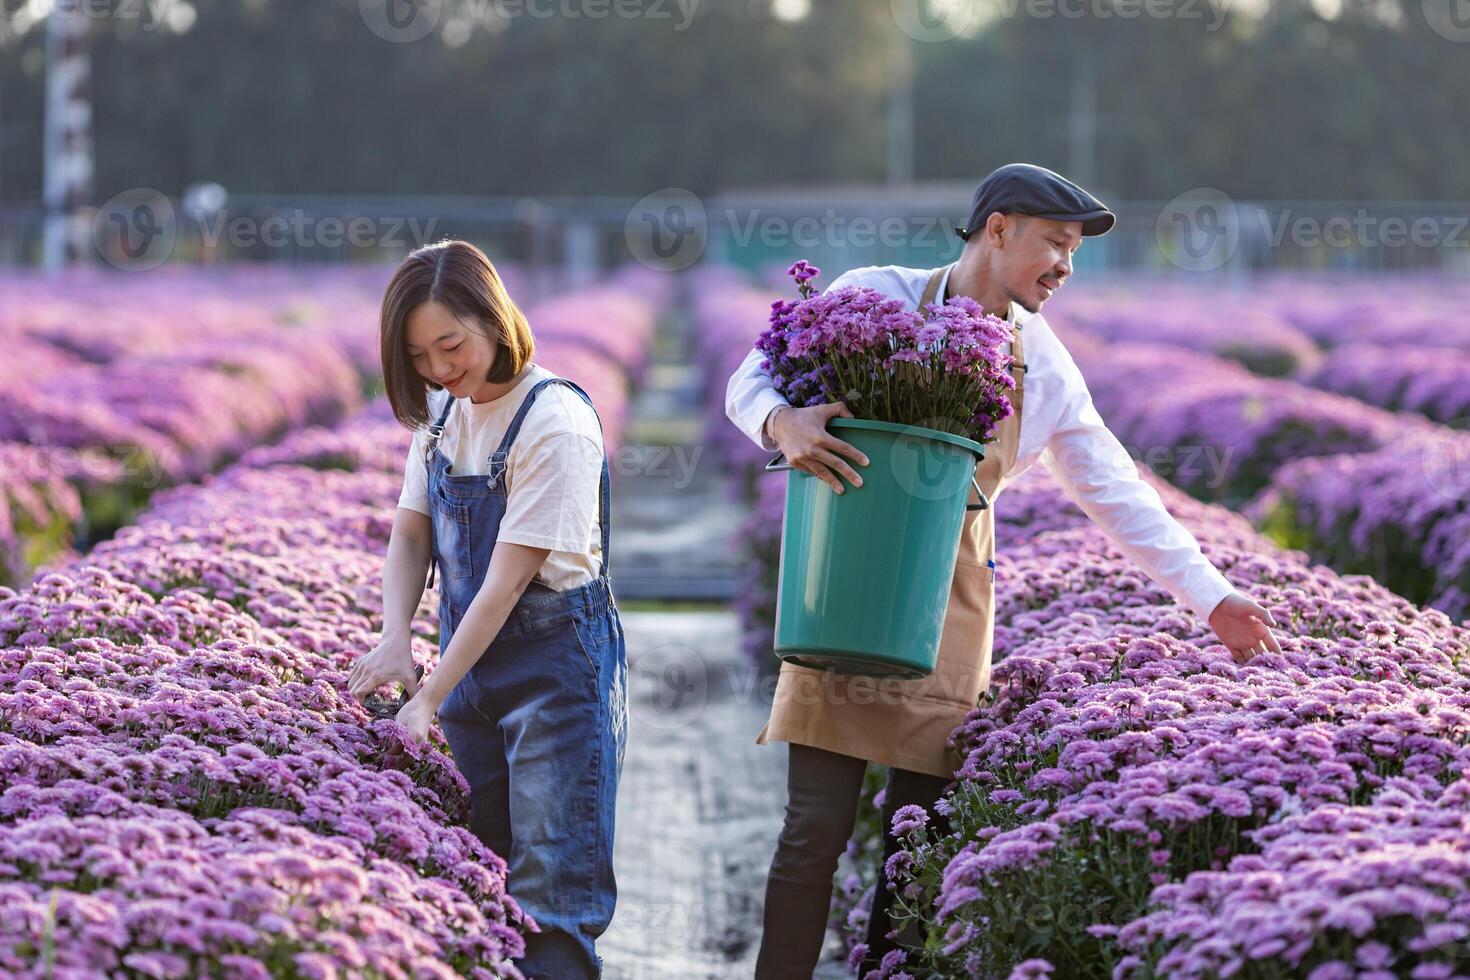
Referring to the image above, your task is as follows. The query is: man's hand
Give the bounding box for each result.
[1208,592,1283,664]
[769,402,869,495]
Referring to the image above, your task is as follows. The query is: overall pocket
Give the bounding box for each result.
[572,613,617,681]
[430,487,474,582]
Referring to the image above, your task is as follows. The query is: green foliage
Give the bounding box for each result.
[1262,494,1446,611]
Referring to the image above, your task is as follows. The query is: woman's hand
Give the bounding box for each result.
[347,631,422,704]
[1207,592,1283,664]
[395,690,438,743]
[770,402,870,495]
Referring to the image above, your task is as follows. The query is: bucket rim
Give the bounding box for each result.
[827,417,987,460]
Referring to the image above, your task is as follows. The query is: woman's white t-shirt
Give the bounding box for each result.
[397,364,605,591]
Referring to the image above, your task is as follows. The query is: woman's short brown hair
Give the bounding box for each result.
[380,240,535,428]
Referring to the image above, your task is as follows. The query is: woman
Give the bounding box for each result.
[349,240,628,979]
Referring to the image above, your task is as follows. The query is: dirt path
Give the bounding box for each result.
[599,610,851,978]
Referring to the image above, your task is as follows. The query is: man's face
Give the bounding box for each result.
[996,216,1082,314]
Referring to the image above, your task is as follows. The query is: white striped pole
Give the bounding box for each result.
[42,0,94,270]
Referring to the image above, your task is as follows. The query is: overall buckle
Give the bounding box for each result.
[424,423,446,465]
[486,451,509,490]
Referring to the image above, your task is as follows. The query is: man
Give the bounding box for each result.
[724,163,1283,978]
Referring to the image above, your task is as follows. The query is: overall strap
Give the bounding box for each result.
[490,377,564,462]
[422,393,457,592]
[423,392,457,466]
[488,377,612,581]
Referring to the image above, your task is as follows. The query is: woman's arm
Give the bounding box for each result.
[398,541,551,738]
[348,507,434,702]
[382,507,433,640]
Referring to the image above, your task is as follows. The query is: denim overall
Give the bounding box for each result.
[424,377,628,979]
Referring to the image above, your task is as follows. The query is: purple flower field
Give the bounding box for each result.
[527,265,671,391]
[1301,344,1470,427]
[1044,273,1470,381]
[6,255,1462,976]
[692,264,782,494]
[1059,334,1434,504]
[0,270,659,976]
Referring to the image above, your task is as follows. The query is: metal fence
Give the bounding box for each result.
[3,190,1468,281]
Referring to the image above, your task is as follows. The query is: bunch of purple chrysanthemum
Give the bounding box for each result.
[755,260,1016,444]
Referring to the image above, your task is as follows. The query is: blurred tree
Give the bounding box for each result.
[909,0,1470,200]
[3,0,898,198]
[0,0,1467,201]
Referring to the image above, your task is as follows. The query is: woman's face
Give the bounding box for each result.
[404,300,498,399]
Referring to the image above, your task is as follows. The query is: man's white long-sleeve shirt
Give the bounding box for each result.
[723,263,1236,623]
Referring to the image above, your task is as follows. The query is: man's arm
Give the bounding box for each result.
[1036,336,1234,622]
[1040,404,1287,664]
[1036,341,1282,661]
[724,268,870,452]
[726,345,790,452]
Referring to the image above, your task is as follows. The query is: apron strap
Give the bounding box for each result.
[919,264,1027,419]
[919,264,951,309]
[1010,317,1026,421]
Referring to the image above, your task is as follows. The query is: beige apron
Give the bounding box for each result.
[755,265,1026,779]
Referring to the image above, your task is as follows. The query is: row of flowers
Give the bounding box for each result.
[1251,430,1470,624]
[0,444,90,600]
[689,266,807,671]
[838,463,1470,979]
[691,266,779,493]
[1043,278,1323,378]
[1045,278,1469,496]
[0,272,661,976]
[528,264,670,392]
[0,268,389,588]
[1052,328,1469,624]
[1057,333,1435,504]
[1300,343,1470,428]
[1046,274,1470,419]
[1020,306,1466,625]
[0,406,529,977]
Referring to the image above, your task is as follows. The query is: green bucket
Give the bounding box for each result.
[766,417,989,679]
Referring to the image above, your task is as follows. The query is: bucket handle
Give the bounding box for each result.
[968,475,990,511]
[766,453,990,511]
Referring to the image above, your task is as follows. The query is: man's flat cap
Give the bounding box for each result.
[956,163,1115,239]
